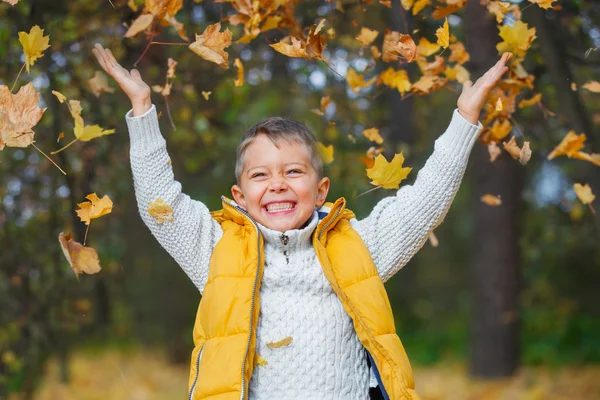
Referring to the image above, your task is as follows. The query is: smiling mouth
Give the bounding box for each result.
[264,202,296,214]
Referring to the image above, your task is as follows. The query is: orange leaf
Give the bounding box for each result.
[356,27,379,46]
[147,198,174,224]
[76,193,113,226]
[88,71,115,97]
[362,127,383,144]
[189,22,232,69]
[346,68,376,93]
[58,232,102,276]
[382,30,417,63]
[481,194,502,206]
[234,58,244,86]
[582,81,600,93]
[0,83,46,150]
[267,336,293,349]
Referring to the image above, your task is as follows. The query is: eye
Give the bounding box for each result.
[287,169,302,175]
[251,172,266,178]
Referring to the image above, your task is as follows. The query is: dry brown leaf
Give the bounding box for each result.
[481,194,502,206]
[266,336,293,349]
[125,13,154,38]
[0,83,46,150]
[76,193,113,226]
[518,93,542,108]
[189,22,232,69]
[58,232,102,276]
[148,198,174,224]
[582,81,600,93]
[382,30,417,63]
[573,183,595,205]
[88,71,115,97]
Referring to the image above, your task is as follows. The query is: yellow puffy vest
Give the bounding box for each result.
[188,197,420,400]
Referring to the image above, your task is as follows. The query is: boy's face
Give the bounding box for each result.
[231,134,330,232]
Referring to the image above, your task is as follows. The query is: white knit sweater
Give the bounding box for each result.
[125,105,482,399]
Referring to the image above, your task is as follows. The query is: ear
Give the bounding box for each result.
[315,177,330,207]
[231,184,246,208]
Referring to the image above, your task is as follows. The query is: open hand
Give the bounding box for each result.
[92,43,151,114]
[457,52,513,125]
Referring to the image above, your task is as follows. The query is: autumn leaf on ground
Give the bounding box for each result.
[382,30,417,63]
[267,336,293,349]
[362,128,383,144]
[234,58,244,87]
[528,0,557,9]
[189,22,232,69]
[317,142,334,165]
[356,27,379,46]
[18,25,50,72]
[88,71,115,97]
[59,232,102,276]
[573,183,596,214]
[582,81,600,93]
[147,198,174,224]
[481,194,502,206]
[0,83,46,150]
[366,153,412,189]
[346,68,376,93]
[548,131,600,166]
[378,67,411,95]
[497,21,536,59]
[436,18,449,49]
[76,193,113,226]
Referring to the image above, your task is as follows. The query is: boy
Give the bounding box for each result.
[93,43,511,399]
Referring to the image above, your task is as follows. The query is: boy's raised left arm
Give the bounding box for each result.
[351,53,512,283]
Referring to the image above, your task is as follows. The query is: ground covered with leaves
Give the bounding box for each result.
[29,348,600,400]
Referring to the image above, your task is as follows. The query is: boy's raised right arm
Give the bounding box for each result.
[93,44,223,293]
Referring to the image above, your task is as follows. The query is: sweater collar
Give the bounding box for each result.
[257,210,319,252]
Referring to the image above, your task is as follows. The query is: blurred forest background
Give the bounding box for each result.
[1,0,600,398]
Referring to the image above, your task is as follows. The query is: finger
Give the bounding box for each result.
[105,48,119,68]
[92,48,108,71]
[130,68,141,79]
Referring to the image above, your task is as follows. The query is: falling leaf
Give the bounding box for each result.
[486,119,512,143]
[362,128,383,144]
[496,21,536,58]
[411,75,437,94]
[444,64,470,84]
[189,22,232,69]
[317,142,334,165]
[571,82,577,91]
[428,231,439,247]
[495,98,503,112]
[320,96,330,112]
[573,183,595,205]
[378,67,412,95]
[520,141,532,165]
[18,25,50,72]
[412,0,430,15]
[481,194,502,206]
[267,336,293,349]
[432,1,466,19]
[88,71,115,97]
[435,18,449,49]
[382,30,417,63]
[271,36,307,58]
[449,42,470,64]
[255,354,268,367]
[0,83,46,150]
[148,198,174,224]
[360,146,384,168]
[52,90,67,103]
[401,0,413,10]
[547,131,585,159]
[76,193,113,226]
[487,1,513,23]
[57,132,64,143]
[346,68,376,93]
[201,91,211,100]
[234,58,244,87]
[488,142,501,162]
[356,27,379,46]
[371,45,381,59]
[380,0,391,8]
[417,37,440,57]
[74,119,115,142]
[59,232,102,276]
[518,93,542,108]
[528,0,557,9]
[366,153,412,189]
[420,56,446,76]
[502,136,531,165]
[125,13,154,38]
[582,81,600,93]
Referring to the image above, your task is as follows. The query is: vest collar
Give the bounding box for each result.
[257,211,318,252]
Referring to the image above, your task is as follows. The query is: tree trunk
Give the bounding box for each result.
[464,1,522,378]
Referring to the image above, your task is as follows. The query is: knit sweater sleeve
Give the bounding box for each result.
[350,109,482,283]
[125,104,223,293]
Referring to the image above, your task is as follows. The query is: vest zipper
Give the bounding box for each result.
[280,233,289,264]
[188,344,204,400]
[223,197,262,400]
[318,204,343,240]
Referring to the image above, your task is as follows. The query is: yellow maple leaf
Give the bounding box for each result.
[378,67,412,95]
[496,21,536,58]
[74,119,115,142]
[148,198,174,224]
[356,27,379,46]
[271,36,307,58]
[346,68,376,93]
[52,90,67,103]
[528,0,557,9]
[412,0,430,15]
[0,83,46,150]
[18,25,50,72]
[76,193,113,226]
[88,71,115,97]
[481,194,502,206]
[582,81,600,93]
[201,90,211,100]
[444,64,470,84]
[234,58,244,87]
[417,37,440,57]
[488,119,512,142]
[436,18,449,49]
[547,131,587,160]
[449,42,470,65]
[366,153,412,189]
[317,142,334,165]
[266,336,293,349]
[573,183,595,206]
[362,128,383,144]
[58,232,102,276]
[518,93,542,108]
[401,0,413,10]
[189,22,232,69]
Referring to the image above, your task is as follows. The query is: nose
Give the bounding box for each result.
[269,175,288,193]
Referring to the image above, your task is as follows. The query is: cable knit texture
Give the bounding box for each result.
[125,104,482,399]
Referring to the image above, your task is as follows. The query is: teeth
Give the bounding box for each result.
[266,202,294,212]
